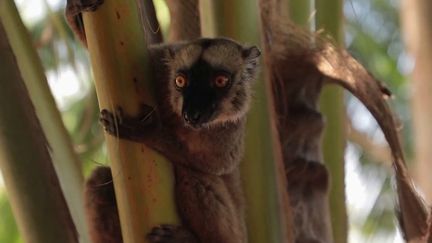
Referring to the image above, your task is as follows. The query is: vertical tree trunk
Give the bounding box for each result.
[287,0,314,30]
[315,0,348,242]
[0,21,77,243]
[79,0,180,242]
[0,1,89,241]
[401,0,432,203]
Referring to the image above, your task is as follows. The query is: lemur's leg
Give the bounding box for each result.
[149,167,246,243]
[85,166,123,243]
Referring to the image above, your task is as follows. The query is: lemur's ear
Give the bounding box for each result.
[242,46,261,60]
[167,46,176,59]
[241,46,261,80]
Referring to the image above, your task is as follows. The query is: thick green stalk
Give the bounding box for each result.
[0,1,89,242]
[202,1,291,242]
[198,0,216,37]
[401,0,432,203]
[81,0,179,242]
[316,0,348,242]
[0,21,77,243]
[287,0,314,29]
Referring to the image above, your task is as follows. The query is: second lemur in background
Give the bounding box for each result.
[87,38,260,243]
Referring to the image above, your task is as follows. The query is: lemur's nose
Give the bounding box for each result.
[183,110,202,125]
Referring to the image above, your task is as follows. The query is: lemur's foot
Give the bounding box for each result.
[67,0,104,13]
[66,0,105,45]
[99,105,157,141]
[147,225,198,243]
[99,107,124,135]
[85,166,123,242]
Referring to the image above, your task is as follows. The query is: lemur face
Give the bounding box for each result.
[165,38,260,128]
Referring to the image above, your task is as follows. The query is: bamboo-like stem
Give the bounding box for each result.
[287,0,314,30]
[198,0,217,37]
[0,1,89,242]
[315,0,348,242]
[205,1,292,242]
[42,0,79,72]
[81,0,179,242]
[0,21,77,243]
[401,0,432,203]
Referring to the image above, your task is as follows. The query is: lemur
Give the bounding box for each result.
[96,38,260,243]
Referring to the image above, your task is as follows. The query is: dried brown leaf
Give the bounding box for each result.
[259,0,431,241]
[314,41,430,241]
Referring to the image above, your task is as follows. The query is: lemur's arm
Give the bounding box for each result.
[99,106,242,176]
[84,166,122,243]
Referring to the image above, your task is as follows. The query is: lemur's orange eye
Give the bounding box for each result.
[214,75,230,88]
[175,74,188,88]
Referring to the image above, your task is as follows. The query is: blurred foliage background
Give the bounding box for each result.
[0,0,420,242]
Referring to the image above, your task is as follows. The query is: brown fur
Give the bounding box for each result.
[84,167,122,243]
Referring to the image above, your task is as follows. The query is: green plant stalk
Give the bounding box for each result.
[316,0,348,242]
[205,1,291,242]
[198,0,217,37]
[0,1,89,242]
[0,194,21,243]
[0,21,78,243]
[402,0,432,203]
[82,0,179,242]
[287,0,314,29]
[42,0,79,74]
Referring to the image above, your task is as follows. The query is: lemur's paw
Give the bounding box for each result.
[100,104,158,140]
[147,224,197,243]
[99,108,123,135]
